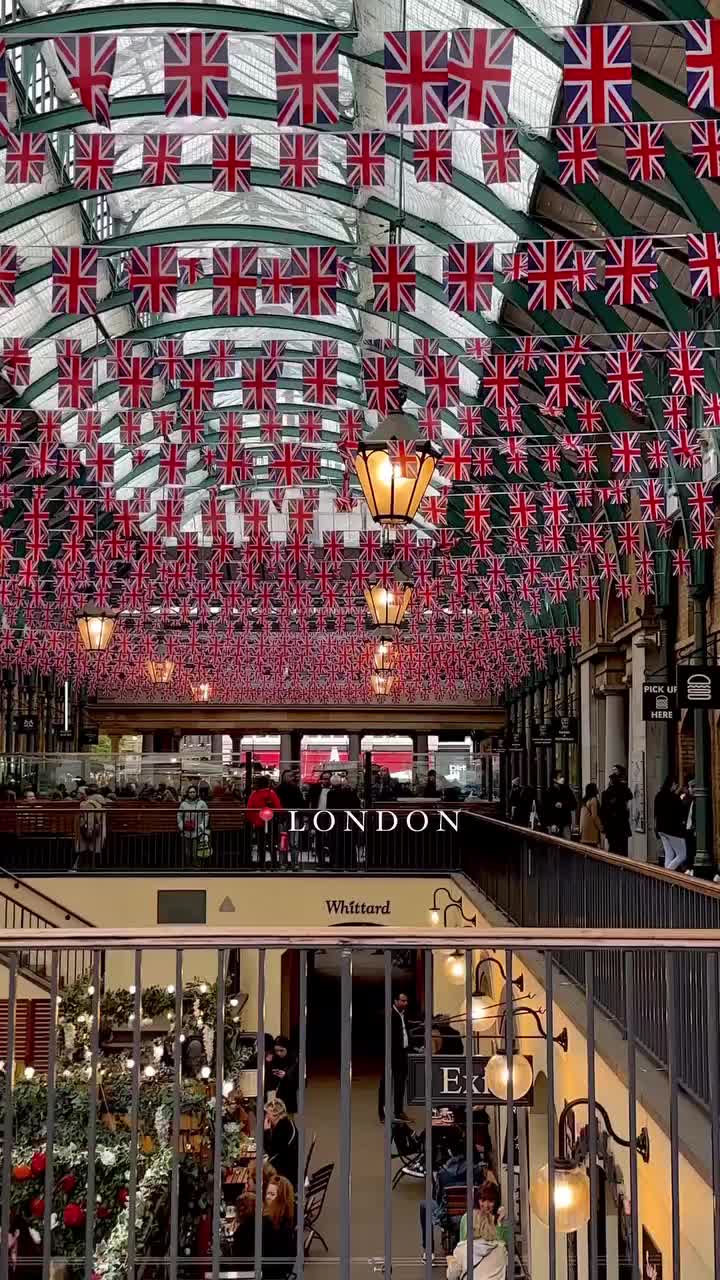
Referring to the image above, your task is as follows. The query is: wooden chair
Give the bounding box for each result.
[442,1185,471,1253]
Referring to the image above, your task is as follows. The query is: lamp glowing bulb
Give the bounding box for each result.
[429,907,440,926]
[143,1065,157,1079]
[445,950,466,984]
[23,1066,34,1080]
[200,1065,211,1080]
[166,985,175,995]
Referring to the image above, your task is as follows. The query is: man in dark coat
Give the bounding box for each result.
[600,765,633,856]
[541,769,576,838]
[378,991,412,1122]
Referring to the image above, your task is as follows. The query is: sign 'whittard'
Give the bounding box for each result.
[408,1054,534,1106]
[287,808,461,833]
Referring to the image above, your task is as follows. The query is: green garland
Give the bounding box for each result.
[94,1147,174,1280]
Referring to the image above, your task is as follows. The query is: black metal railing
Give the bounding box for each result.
[0,889,95,991]
[0,926,715,1280]
[460,814,720,1108]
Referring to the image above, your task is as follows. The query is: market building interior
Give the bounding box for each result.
[1,0,720,1274]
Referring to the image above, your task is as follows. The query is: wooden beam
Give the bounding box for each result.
[88,701,505,736]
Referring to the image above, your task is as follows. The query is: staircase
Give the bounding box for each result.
[0,869,97,994]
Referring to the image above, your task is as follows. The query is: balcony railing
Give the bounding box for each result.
[0,926,716,1280]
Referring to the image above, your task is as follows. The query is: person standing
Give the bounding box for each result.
[578,782,603,847]
[275,767,306,869]
[379,991,412,1122]
[600,766,633,856]
[177,784,210,861]
[654,778,687,871]
[247,774,282,867]
[682,779,696,874]
[541,769,576,839]
[508,777,534,827]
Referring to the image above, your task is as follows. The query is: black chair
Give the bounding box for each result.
[391,1120,424,1189]
[303,1161,334,1255]
[303,1130,317,1184]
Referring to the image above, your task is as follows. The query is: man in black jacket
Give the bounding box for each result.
[378,991,411,1122]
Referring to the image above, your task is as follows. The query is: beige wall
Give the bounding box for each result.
[18,874,476,1031]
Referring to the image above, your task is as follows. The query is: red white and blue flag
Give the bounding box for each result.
[117,357,155,410]
[303,359,338,405]
[57,353,94,410]
[346,133,385,188]
[51,246,98,316]
[274,33,339,127]
[686,20,720,111]
[5,133,47,184]
[606,350,643,411]
[480,129,520,184]
[691,120,720,178]
[142,134,183,185]
[688,232,720,299]
[370,245,416,313]
[164,33,229,118]
[0,39,11,143]
[423,355,460,409]
[623,123,664,181]
[55,35,117,128]
[241,360,277,412]
[526,240,576,311]
[212,134,251,192]
[556,126,598,184]
[481,355,519,412]
[445,242,493,312]
[73,133,115,191]
[213,247,258,316]
[279,134,319,188]
[128,247,178,312]
[362,354,402,415]
[384,31,448,126]
[290,247,338,316]
[562,24,632,124]
[413,129,452,182]
[448,28,513,124]
[261,256,294,305]
[604,237,657,306]
[0,247,17,308]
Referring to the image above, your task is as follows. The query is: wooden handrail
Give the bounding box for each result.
[462,810,720,897]
[0,864,96,926]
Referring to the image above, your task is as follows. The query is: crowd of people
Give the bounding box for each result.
[508,766,710,874]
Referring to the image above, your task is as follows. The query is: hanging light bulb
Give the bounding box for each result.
[76,608,116,653]
[471,994,497,1034]
[529,1164,591,1233]
[145,657,175,685]
[485,1053,533,1101]
[444,950,466,985]
[354,415,439,526]
[364,583,412,629]
[191,682,212,703]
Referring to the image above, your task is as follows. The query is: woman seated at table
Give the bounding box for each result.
[264,1098,299,1187]
[263,1175,296,1278]
[446,1188,507,1280]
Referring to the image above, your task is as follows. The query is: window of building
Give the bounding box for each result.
[157,890,207,924]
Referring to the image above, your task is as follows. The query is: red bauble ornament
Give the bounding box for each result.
[58,1173,77,1194]
[13,1164,32,1181]
[63,1203,86,1229]
[96,1205,111,1220]
[29,1196,45,1217]
[259,806,274,822]
[117,1187,129,1206]
[30,1152,46,1176]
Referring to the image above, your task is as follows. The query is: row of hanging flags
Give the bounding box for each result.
[7,121,720,190]
[2,235,720,319]
[2,24,720,130]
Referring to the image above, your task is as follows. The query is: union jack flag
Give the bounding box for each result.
[279,134,319,188]
[0,39,11,143]
[503,251,527,283]
[164,33,229,118]
[370,244,416,313]
[556,126,597,184]
[209,339,236,378]
[117,356,154,410]
[5,133,46,184]
[362,354,402,415]
[271,442,307,486]
[212,134,251,192]
[481,354,519,412]
[290,247,338,316]
[445,242,493,312]
[345,133,386,188]
[261,256,294,305]
[668,346,704,396]
[157,338,187,381]
[480,129,519,184]
[55,35,117,129]
[544,354,583,411]
[573,249,598,293]
[606,350,644,411]
[448,28,513,124]
[424,355,460,409]
[213,247,258,316]
[0,247,17,307]
[526,240,575,311]
[384,31,448,126]
[563,25,632,125]
[604,237,657,306]
[303,359,338,405]
[57,353,94,410]
[688,232,720,299]
[274,33,339,127]
[686,20,720,111]
[262,339,288,373]
[1,338,30,387]
[128,246,178,312]
[179,358,215,412]
[241,360,276,412]
[142,134,183,185]
[623,123,664,181]
[73,133,115,191]
[691,121,720,178]
[51,246,98,315]
[413,129,452,183]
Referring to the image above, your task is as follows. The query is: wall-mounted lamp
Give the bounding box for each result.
[472,958,524,1031]
[428,887,477,927]
[530,1098,650,1234]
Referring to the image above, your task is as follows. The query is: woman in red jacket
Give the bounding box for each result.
[247,775,282,867]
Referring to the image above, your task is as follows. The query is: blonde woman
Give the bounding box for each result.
[263,1097,298,1187]
[446,1202,507,1280]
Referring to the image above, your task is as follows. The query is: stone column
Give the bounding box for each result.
[211,733,224,762]
[279,732,293,771]
[604,688,628,782]
[230,733,243,764]
[142,733,154,754]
